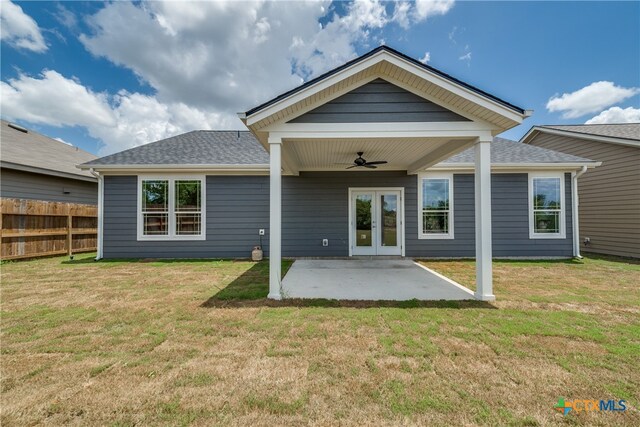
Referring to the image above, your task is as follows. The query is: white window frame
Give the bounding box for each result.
[417,173,454,239]
[528,172,566,239]
[137,175,206,241]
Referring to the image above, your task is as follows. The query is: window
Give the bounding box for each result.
[138,176,205,240]
[529,173,565,239]
[142,180,169,235]
[418,173,453,239]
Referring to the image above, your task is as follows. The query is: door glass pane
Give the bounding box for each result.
[355,195,372,247]
[380,194,398,246]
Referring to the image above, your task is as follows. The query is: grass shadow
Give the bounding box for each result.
[418,258,583,266]
[61,257,257,265]
[581,252,640,265]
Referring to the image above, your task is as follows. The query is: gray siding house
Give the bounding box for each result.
[522,124,639,258]
[81,46,599,300]
[1,120,98,204]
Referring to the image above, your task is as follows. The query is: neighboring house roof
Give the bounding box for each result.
[244,45,526,117]
[80,130,269,169]
[521,123,640,148]
[437,137,598,167]
[1,120,97,181]
[82,131,597,171]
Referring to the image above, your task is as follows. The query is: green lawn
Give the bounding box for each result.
[1,253,638,426]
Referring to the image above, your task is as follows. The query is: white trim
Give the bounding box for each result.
[417,173,454,240]
[245,50,526,127]
[428,162,600,172]
[268,139,283,300]
[264,121,495,135]
[571,166,587,258]
[348,187,405,257]
[474,140,494,301]
[406,140,476,174]
[521,126,640,148]
[79,163,269,171]
[136,174,206,241]
[528,172,566,240]
[89,168,104,260]
[413,262,475,298]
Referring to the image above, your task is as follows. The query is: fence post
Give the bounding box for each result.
[67,214,73,257]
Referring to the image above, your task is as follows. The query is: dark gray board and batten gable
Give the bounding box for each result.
[288,79,470,123]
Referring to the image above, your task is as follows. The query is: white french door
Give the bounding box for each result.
[350,189,403,256]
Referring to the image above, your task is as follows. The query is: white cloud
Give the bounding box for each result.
[414,0,455,21]
[458,45,471,64]
[54,4,78,31]
[0,70,235,155]
[79,1,326,110]
[393,0,454,29]
[1,70,115,128]
[547,81,640,119]
[0,1,47,52]
[585,106,640,124]
[391,2,411,29]
[419,51,431,64]
[1,1,456,155]
[54,137,72,146]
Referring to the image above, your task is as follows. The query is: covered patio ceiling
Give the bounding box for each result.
[283,136,476,172]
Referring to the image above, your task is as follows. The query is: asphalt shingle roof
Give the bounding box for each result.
[538,123,640,141]
[440,137,596,164]
[1,120,97,179]
[84,132,596,168]
[82,131,269,166]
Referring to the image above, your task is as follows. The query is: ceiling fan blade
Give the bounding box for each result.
[335,163,356,165]
[365,161,387,165]
[364,164,377,169]
[345,165,358,169]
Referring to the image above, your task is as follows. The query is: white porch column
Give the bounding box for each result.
[474,137,495,301]
[268,136,283,300]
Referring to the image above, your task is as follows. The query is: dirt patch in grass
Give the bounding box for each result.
[1,253,639,425]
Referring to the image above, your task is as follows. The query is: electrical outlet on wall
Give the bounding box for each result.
[322,239,328,247]
[259,229,265,236]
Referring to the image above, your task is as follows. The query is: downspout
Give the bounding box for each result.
[571,166,588,258]
[89,168,103,260]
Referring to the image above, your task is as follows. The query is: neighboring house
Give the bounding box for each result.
[1,120,98,204]
[522,124,640,258]
[80,46,599,300]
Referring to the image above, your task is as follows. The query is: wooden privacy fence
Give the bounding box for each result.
[1,198,98,260]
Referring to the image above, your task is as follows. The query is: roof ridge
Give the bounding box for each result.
[244,44,525,116]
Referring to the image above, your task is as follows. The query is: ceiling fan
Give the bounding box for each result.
[342,152,388,169]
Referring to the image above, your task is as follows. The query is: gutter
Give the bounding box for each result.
[428,162,601,172]
[571,166,588,258]
[89,168,103,261]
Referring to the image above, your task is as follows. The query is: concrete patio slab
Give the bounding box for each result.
[281,259,475,301]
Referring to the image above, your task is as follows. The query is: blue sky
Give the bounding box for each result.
[1,1,639,155]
